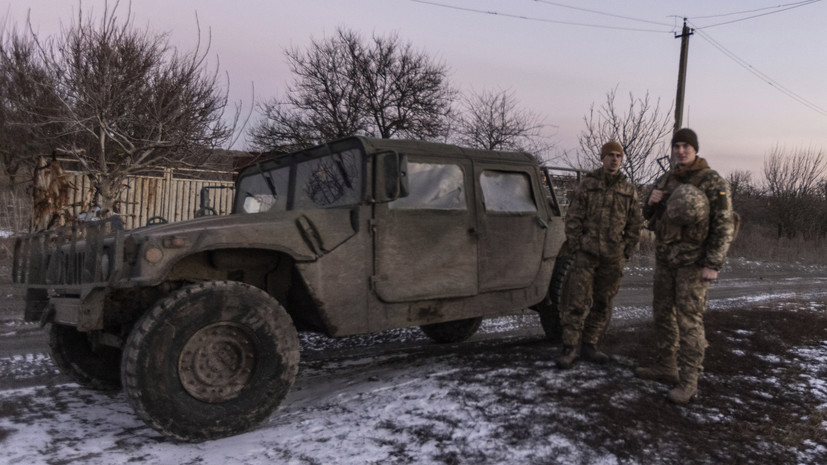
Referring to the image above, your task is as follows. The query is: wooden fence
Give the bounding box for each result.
[66,167,235,230]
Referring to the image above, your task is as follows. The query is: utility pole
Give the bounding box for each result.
[673,18,694,133]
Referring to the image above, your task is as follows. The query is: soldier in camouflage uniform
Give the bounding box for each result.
[556,141,643,369]
[634,128,736,404]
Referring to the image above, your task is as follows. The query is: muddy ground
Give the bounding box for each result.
[1,261,826,464]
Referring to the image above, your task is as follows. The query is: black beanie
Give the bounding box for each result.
[671,128,698,152]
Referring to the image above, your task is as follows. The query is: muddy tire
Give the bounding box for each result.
[121,281,300,442]
[420,317,483,343]
[533,256,573,343]
[49,324,122,390]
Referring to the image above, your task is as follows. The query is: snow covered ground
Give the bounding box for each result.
[1,262,826,464]
[2,305,827,464]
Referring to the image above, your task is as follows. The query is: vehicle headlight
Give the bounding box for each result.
[145,247,164,263]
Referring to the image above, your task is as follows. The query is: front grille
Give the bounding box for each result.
[13,218,124,288]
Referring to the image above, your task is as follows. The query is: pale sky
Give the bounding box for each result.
[3,0,826,177]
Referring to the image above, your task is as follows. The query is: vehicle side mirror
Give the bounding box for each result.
[373,151,409,203]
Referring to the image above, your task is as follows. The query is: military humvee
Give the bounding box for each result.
[13,136,570,442]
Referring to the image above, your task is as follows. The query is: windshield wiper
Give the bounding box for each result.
[256,162,278,197]
[333,154,353,189]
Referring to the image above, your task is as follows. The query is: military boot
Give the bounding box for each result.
[634,362,679,385]
[581,343,609,364]
[555,345,578,369]
[668,369,699,404]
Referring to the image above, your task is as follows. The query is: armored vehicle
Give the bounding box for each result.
[13,136,570,442]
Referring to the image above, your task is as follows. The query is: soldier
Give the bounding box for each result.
[556,141,643,369]
[634,128,735,404]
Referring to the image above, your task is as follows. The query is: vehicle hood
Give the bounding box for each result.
[128,208,358,262]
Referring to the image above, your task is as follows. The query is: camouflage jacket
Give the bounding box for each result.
[644,157,735,269]
[563,168,642,261]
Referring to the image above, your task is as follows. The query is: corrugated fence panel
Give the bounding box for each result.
[62,169,234,230]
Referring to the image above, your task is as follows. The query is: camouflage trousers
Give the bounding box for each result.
[651,260,710,371]
[560,251,624,347]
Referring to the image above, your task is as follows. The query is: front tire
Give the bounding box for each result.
[121,281,300,442]
[49,324,122,390]
[420,317,483,343]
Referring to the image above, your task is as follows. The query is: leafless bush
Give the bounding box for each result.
[763,146,826,239]
[730,222,827,263]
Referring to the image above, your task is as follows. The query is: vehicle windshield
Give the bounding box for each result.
[235,148,362,214]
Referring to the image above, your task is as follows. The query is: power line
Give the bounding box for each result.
[407,0,672,33]
[690,23,827,118]
[693,0,821,29]
[530,0,673,27]
[693,0,819,19]
[406,0,827,118]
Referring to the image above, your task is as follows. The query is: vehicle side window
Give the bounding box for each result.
[480,170,537,213]
[389,162,466,210]
[294,149,361,209]
[236,166,290,214]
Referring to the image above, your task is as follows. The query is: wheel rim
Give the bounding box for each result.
[178,322,257,403]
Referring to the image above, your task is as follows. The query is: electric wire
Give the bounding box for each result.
[530,0,673,27]
[407,0,672,33]
[406,0,825,118]
[692,0,820,19]
[693,0,821,29]
[690,23,827,118]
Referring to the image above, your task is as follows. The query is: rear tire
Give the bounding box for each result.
[533,256,573,343]
[420,317,483,343]
[121,281,300,442]
[49,324,122,390]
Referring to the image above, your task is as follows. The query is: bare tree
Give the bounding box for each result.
[0,26,62,184]
[4,2,233,218]
[249,27,455,152]
[763,146,826,238]
[453,88,552,161]
[573,88,672,186]
[353,32,455,140]
[249,29,364,153]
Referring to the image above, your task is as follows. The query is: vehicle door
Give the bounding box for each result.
[372,158,478,302]
[476,167,547,291]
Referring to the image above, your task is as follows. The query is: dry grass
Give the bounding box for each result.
[730,223,827,263]
[631,223,827,268]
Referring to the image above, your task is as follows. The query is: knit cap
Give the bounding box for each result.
[671,128,699,152]
[600,141,623,157]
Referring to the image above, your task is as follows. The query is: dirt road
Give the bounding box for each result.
[2,260,826,371]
